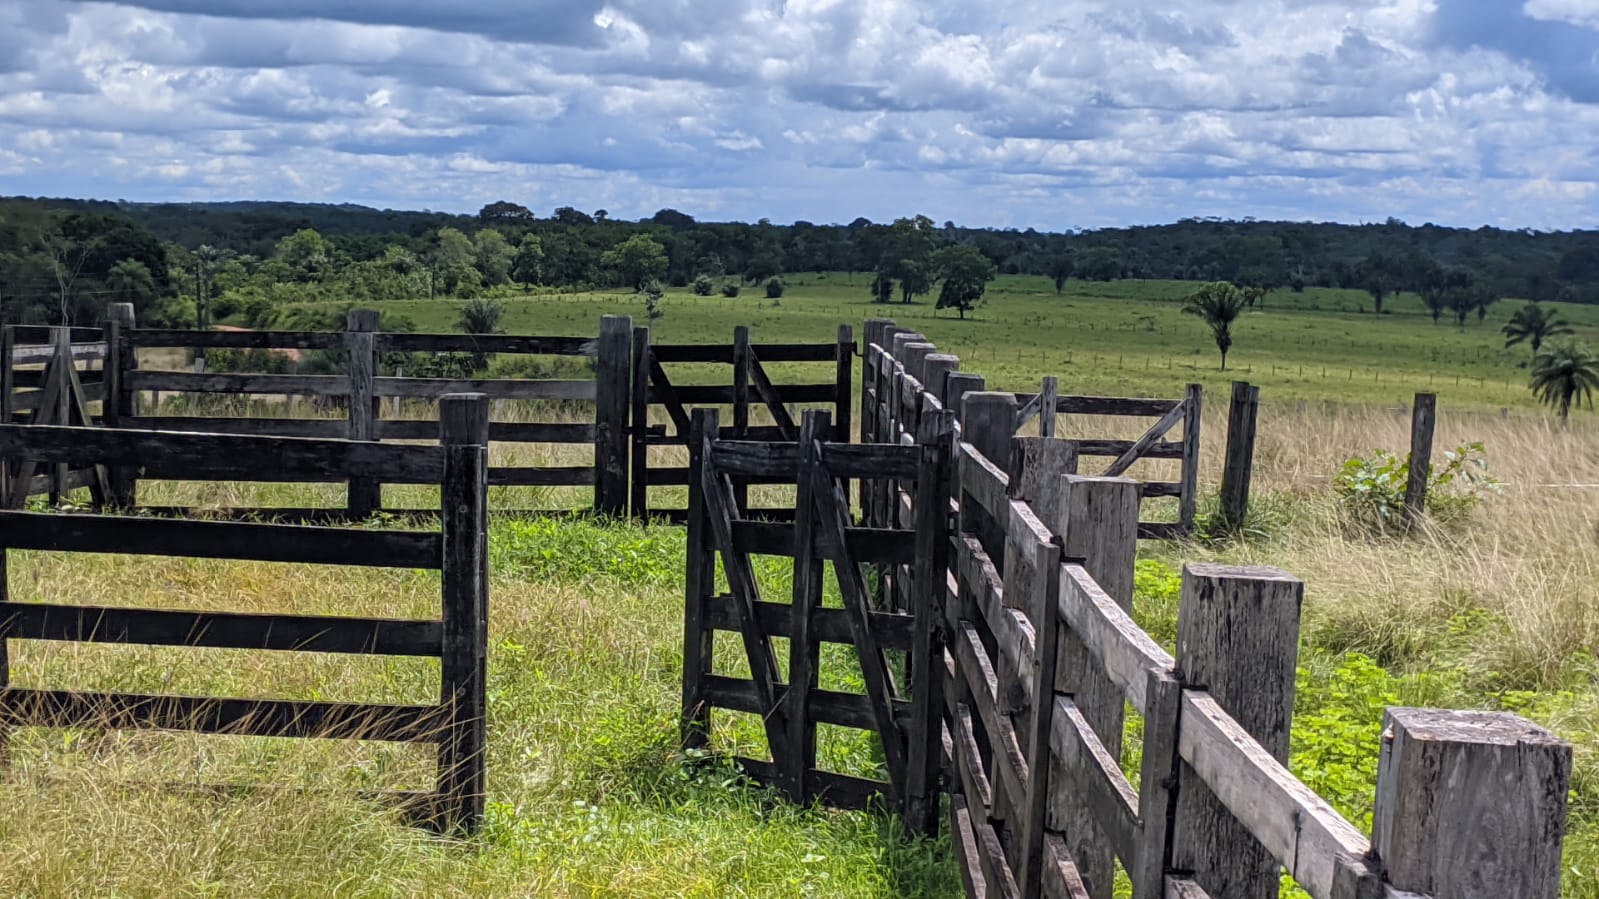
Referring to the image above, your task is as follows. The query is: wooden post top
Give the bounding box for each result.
[439,393,489,446]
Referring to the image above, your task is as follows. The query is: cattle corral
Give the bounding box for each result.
[0,308,1577,897]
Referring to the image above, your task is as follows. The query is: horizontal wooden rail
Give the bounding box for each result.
[374,377,596,401]
[730,520,916,565]
[122,416,347,438]
[1057,563,1175,715]
[702,674,913,731]
[127,329,344,350]
[127,370,349,397]
[375,333,598,356]
[710,440,922,480]
[0,688,446,742]
[1011,394,1184,417]
[703,593,915,650]
[654,383,838,404]
[0,424,446,483]
[487,466,594,487]
[731,757,887,812]
[377,420,596,443]
[650,343,844,363]
[0,602,441,656]
[0,512,442,569]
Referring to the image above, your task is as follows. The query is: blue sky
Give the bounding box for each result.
[1,0,1596,230]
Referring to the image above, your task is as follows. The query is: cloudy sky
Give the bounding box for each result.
[1,0,1596,230]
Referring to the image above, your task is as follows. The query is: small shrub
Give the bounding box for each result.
[719,282,740,298]
[1332,442,1498,533]
[764,277,785,299]
[691,274,714,296]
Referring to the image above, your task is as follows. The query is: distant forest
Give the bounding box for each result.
[2,194,1597,329]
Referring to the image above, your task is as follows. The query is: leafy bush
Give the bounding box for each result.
[691,274,714,296]
[764,277,785,299]
[1333,442,1497,533]
[719,282,740,298]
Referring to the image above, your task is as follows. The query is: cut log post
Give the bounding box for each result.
[1038,376,1058,438]
[594,314,632,517]
[905,407,955,837]
[959,391,1017,565]
[1050,474,1140,899]
[437,392,489,834]
[345,309,381,518]
[1403,392,1436,526]
[922,354,959,411]
[1178,383,1202,535]
[1171,563,1303,899]
[1217,381,1259,533]
[1373,707,1571,899]
[681,408,717,749]
[834,324,854,444]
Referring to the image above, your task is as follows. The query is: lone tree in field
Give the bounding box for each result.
[933,244,996,319]
[1503,303,1574,355]
[1529,341,1599,424]
[1047,254,1075,294]
[457,297,504,370]
[1357,251,1399,315]
[1183,281,1250,370]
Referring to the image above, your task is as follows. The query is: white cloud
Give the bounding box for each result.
[0,0,1592,228]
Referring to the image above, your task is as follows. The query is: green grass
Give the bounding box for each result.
[282,272,1599,414]
[0,512,959,897]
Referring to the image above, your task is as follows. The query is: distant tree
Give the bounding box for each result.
[474,228,514,287]
[1529,341,1599,424]
[1183,281,1250,370]
[642,281,664,332]
[478,201,533,224]
[1503,303,1574,355]
[1047,255,1075,294]
[869,270,894,304]
[436,227,475,268]
[107,258,155,306]
[1356,252,1399,314]
[764,277,785,299]
[650,208,697,230]
[1076,246,1122,281]
[880,215,938,303]
[274,228,331,282]
[719,282,740,298]
[552,206,594,226]
[511,234,544,286]
[600,234,668,291]
[691,274,715,296]
[456,296,504,369]
[933,244,996,320]
[744,249,782,285]
[594,209,609,222]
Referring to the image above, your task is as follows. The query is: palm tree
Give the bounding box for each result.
[1529,341,1599,424]
[1183,281,1250,370]
[1503,303,1574,354]
[457,297,504,371]
[106,258,154,306]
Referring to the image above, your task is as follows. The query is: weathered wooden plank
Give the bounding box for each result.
[1178,691,1371,899]
[0,602,441,656]
[650,342,840,363]
[905,408,954,836]
[0,424,447,483]
[1102,401,1189,477]
[730,756,889,811]
[372,420,596,443]
[376,333,598,356]
[782,412,827,802]
[1402,393,1436,524]
[593,314,632,516]
[747,347,798,440]
[1049,695,1140,869]
[487,466,594,487]
[951,793,991,899]
[1218,381,1260,532]
[703,594,915,651]
[345,310,381,518]
[655,383,839,404]
[1130,670,1185,899]
[959,440,1013,520]
[127,370,349,396]
[630,326,651,518]
[729,520,917,565]
[1057,564,1176,714]
[1039,395,1183,417]
[0,688,445,742]
[709,440,921,480]
[1043,833,1093,899]
[125,416,348,438]
[701,675,912,731]
[0,511,443,569]
[681,410,715,749]
[1177,384,1202,534]
[128,329,344,350]
[833,325,854,443]
[375,377,597,401]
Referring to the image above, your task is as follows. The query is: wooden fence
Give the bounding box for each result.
[861,319,1203,540]
[631,323,854,521]
[1,325,110,505]
[680,405,948,817]
[0,393,491,832]
[675,317,1574,898]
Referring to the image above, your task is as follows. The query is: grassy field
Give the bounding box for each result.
[6,279,1599,895]
[283,272,1599,413]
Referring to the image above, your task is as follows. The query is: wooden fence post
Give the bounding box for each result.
[345,309,381,518]
[732,326,751,509]
[906,406,955,837]
[834,324,854,444]
[1373,707,1570,899]
[0,325,12,503]
[1038,376,1058,438]
[1218,381,1259,533]
[1403,392,1436,525]
[438,392,489,833]
[784,409,829,804]
[595,314,632,517]
[1178,384,1203,535]
[1050,474,1141,899]
[681,408,717,750]
[629,325,651,519]
[960,391,1016,567]
[1171,563,1303,899]
[862,319,893,445]
[50,327,70,503]
[104,303,137,507]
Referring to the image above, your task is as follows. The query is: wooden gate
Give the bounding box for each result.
[1,325,110,507]
[680,406,950,826]
[631,325,854,521]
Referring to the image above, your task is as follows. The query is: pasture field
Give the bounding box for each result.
[284,272,1599,414]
